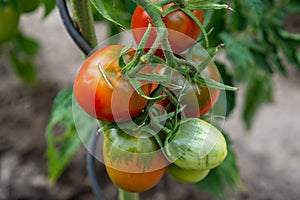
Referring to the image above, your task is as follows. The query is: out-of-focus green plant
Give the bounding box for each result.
[0,0,56,84]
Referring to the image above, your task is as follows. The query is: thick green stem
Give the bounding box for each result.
[70,0,97,48]
[134,0,177,68]
[118,189,139,200]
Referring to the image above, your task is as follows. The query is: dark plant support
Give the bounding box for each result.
[56,0,103,199]
[56,0,92,55]
[87,127,106,200]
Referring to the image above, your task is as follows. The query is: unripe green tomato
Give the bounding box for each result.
[0,4,19,45]
[166,118,227,170]
[17,0,40,13]
[167,163,210,183]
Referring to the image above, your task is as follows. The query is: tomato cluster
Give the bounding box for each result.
[74,1,227,193]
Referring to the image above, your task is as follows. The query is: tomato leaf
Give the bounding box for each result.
[263,30,288,77]
[129,78,164,101]
[45,88,95,182]
[196,132,242,199]
[14,33,40,56]
[194,75,238,91]
[220,33,255,81]
[273,29,300,71]
[186,3,229,10]
[250,49,274,74]
[215,62,236,117]
[242,69,273,129]
[41,0,56,17]
[246,0,263,25]
[119,44,133,69]
[89,0,125,28]
[135,73,168,83]
[9,53,37,84]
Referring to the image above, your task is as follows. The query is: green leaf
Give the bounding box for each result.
[195,75,238,91]
[89,0,125,28]
[263,30,288,77]
[250,50,274,74]
[205,9,226,48]
[278,30,300,42]
[196,132,242,200]
[246,0,263,25]
[215,62,236,117]
[135,73,168,83]
[14,33,40,56]
[45,89,95,182]
[186,3,229,10]
[119,44,133,69]
[129,78,163,101]
[242,69,273,129]
[230,0,247,30]
[272,29,300,71]
[9,53,37,84]
[220,33,255,81]
[41,0,56,17]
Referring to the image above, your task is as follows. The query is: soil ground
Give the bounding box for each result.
[1,9,300,200]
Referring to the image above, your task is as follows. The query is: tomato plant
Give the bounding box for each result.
[103,128,167,192]
[0,3,19,45]
[131,2,204,54]
[74,45,152,122]
[167,163,210,183]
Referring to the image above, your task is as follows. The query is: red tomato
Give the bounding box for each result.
[169,61,220,117]
[152,58,220,117]
[103,128,167,192]
[131,2,204,54]
[74,45,151,122]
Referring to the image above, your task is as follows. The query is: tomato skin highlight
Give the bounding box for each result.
[131,3,204,54]
[103,128,167,192]
[73,45,151,122]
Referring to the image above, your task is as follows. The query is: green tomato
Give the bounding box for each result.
[0,4,19,45]
[166,118,227,170]
[103,128,168,192]
[167,164,209,183]
[17,0,40,13]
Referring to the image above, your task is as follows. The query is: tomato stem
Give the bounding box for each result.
[118,189,139,200]
[153,0,175,7]
[180,7,209,48]
[70,0,97,48]
[134,0,177,68]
